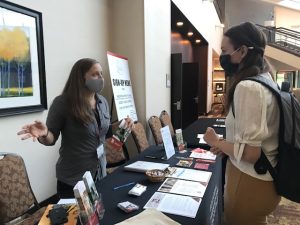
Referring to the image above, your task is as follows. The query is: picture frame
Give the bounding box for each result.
[215,82,224,93]
[0,0,47,117]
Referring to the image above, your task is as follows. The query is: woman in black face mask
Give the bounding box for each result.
[17,58,134,198]
[204,22,280,225]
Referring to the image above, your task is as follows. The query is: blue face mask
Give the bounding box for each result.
[219,48,240,76]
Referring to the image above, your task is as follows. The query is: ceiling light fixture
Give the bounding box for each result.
[195,39,201,43]
[187,32,193,36]
[176,21,184,26]
[180,40,190,45]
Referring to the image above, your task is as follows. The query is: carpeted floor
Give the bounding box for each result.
[267,198,300,225]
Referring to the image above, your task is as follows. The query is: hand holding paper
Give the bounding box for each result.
[124,116,135,130]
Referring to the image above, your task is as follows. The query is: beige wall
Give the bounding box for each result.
[108,0,145,154]
[108,0,145,126]
[275,6,300,31]
[109,0,171,145]
[225,0,274,28]
[0,0,110,202]
[172,0,223,112]
[144,0,171,120]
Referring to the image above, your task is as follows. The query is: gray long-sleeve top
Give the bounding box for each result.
[46,94,110,186]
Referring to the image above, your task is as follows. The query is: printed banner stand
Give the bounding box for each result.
[107,51,138,122]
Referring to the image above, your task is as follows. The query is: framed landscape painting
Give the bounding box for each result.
[0,0,47,117]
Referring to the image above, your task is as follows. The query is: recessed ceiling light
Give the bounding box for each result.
[195,39,201,43]
[176,21,184,26]
[171,33,181,38]
[180,40,190,45]
[187,32,193,36]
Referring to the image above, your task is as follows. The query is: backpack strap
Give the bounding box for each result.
[231,73,279,118]
[232,73,279,179]
[244,74,280,96]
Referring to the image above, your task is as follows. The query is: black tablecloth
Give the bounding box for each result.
[96,146,223,225]
[183,118,226,149]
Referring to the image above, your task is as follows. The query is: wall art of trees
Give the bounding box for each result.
[0,26,32,98]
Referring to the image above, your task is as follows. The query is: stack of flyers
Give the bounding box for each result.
[194,163,209,170]
[176,160,193,168]
[117,201,139,213]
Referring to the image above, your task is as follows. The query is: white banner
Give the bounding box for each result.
[107,51,138,121]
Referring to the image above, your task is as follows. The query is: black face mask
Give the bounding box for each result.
[219,54,239,76]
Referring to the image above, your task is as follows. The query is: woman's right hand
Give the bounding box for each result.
[210,146,223,156]
[17,120,48,141]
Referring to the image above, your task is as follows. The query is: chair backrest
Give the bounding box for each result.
[105,144,127,167]
[105,122,128,169]
[210,103,225,117]
[159,110,175,137]
[131,122,150,153]
[0,153,39,223]
[148,116,163,145]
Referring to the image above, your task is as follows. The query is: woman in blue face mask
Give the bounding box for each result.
[204,22,280,225]
[17,58,134,198]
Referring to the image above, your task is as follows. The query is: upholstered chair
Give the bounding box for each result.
[105,144,127,174]
[131,122,150,153]
[0,153,46,225]
[105,123,128,174]
[148,116,163,145]
[159,110,175,137]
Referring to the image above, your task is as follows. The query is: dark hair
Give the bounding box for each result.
[224,22,271,112]
[62,58,100,124]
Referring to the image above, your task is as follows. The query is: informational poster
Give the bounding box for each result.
[107,51,138,121]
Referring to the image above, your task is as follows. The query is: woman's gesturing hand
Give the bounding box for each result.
[17,120,48,142]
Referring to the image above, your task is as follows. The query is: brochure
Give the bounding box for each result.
[117,201,139,213]
[189,151,216,160]
[144,192,201,218]
[128,183,147,196]
[166,167,212,183]
[73,181,99,225]
[194,163,210,170]
[83,171,99,203]
[176,160,193,168]
[158,178,207,198]
[83,171,105,219]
